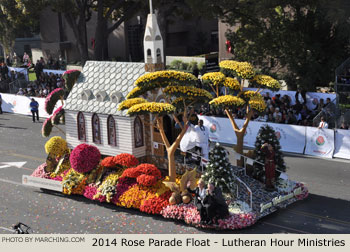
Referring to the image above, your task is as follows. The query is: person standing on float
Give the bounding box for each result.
[261,143,276,191]
[192,119,210,160]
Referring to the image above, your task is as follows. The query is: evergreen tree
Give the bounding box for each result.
[202,143,235,194]
[253,124,286,181]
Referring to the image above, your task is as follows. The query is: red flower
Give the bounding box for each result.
[121,163,162,187]
[136,174,158,187]
[121,167,144,178]
[101,156,117,168]
[136,164,161,178]
[113,153,139,168]
[140,191,171,214]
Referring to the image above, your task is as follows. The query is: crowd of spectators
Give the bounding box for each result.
[16,72,64,98]
[0,53,66,97]
[196,88,336,128]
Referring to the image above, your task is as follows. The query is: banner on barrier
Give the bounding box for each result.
[198,116,306,154]
[0,93,53,118]
[304,127,334,158]
[333,129,350,159]
[8,67,29,81]
[43,69,65,76]
[266,123,306,153]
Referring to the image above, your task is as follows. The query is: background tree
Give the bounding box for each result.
[91,0,143,60]
[16,0,91,65]
[118,70,212,182]
[202,60,281,165]
[253,124,286,181]
[0,0,40,59]
[188,0,350,91]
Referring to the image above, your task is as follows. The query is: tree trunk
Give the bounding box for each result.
[235,131,245,167]
[167,146,176,182]
[94,0,107,61]
[94,19,107,60]
[64,13,88,65]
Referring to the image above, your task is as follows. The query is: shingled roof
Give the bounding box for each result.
[65,61,145,116]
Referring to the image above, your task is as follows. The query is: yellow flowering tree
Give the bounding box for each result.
[202,60,281,165]
[118,70,212,182]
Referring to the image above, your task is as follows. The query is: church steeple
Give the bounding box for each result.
[143,0,164,72]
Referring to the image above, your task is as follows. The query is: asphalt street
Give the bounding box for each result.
[0,112,350,234]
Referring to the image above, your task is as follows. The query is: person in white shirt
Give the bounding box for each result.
[318,116,328,129]
[273,107,282,119]
[192,119,210,160]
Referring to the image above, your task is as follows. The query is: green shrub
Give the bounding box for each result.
[170,60,183,69]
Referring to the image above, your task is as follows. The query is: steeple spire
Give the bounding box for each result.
[143,0,164,72]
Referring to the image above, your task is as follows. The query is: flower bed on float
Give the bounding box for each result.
[29,138,308,230]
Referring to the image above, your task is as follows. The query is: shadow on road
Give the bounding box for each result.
[31,189,350,234]
[0,125,27,130]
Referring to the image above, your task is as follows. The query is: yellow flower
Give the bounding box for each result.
[220,60,255,79]
[127,102,176,115]
[209,95,246,107]
[202,72,226,86]
[163,86,212,99]
[118,98,147,111]
[248,97,267,112]
[241,90,262,100]
[94,170,124,202]
[134,70,197,87]
[251,75,281,89]
[126,86,143,99]
[223,77,241,90]
[45,136,68,157]
[62,169,86,195]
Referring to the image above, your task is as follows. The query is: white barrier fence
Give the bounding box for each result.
[0,93,52,118]
[334,129,350,159]
[1,94,349,159]
[199,116,306,154]
[198,115,350,160]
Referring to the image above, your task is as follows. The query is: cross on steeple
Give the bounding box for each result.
[149,0,153,14]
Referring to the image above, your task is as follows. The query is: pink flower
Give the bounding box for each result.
[45,88,64,114]
[63,69,80,76]
[31,163,50,178]
[70,144,101,173]
[83,184,106,202]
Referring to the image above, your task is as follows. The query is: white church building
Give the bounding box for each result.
[64,0,165,158]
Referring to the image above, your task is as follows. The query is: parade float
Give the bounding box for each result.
[23,61,308,230]
[23,1,308,230]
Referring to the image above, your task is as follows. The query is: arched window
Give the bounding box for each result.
[107,115,117,146]
[134,116,144,148]
[77,112,86,141]
[147,49,151,56]
[92,113,101,144]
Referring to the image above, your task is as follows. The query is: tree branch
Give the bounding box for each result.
[240,109,254,133]
[225,108,240,132]
[173,114,183,130]
[156,117,170,149]
[105,0,125,19]
[107,2,138,34]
